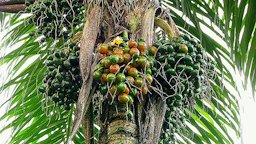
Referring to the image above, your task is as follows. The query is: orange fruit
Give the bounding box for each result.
[101,73,108,83]
[114,48,124,55]
[130,48,140,56]
[109,64,120,74]
[123,53,132,63]
[128,40,138,48]
[138,41,147,52]
[124,87,130,94]
[142,86,148,95]
[99,44,108,54]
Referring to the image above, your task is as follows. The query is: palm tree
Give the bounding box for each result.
[1,0,254,143]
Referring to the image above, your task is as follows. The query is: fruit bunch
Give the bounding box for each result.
[93,36,156,107]
[25,0,84,38]
[39,43,82,110]
[154,34,216,143]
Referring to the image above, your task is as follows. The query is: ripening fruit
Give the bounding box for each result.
[93,71,102,80]
[109,64,120,74]
[128,40,138,48]
[101,73,108,83]
[148,46,158,56]
[138,41,147,52]
[123,53,132,63]
[114,48,124,55]
[134,77,143,87]
[142,86,148,95]
[107,73,116,82]
[128,67,138,77]
[130,48,140,56]
[118,93,129,104]
[179,44,188,54]
[124,87,130,94]
[99,44,108,54]
[146,74,153,84]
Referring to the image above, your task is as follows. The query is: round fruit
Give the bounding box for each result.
[117,82,127,93]
[142,86,148,95]
[123,53,132,63]
[148,46,158,56]
[124,87,130,94]
[138,41,147,52]
[107,73,116,82]
[167,45,174,53]
[114,48,124,55]
[134,77,143,87]
[128,67,139,77]
[123,45,130,53]
[93,71,102,80]
[116,73,126,82]
[118,93,129,104]
[101,73,108,83]
[130,48,140,56]
[146,68,152,74]
[99,44,108,54]
[101,57,111,68]
[117,54,124,64]
[179,44,188,54]
[109,64,120,74]
[109,55,119,64]
[132,52,140,61]
[126,76,135,84]
[128,40,138,48]
[166,68,176,76]
[146,74,153,84]
[107,50,113,56]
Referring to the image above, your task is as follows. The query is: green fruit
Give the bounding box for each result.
[54,52,61,58]
[116,73,126,82]
[153,41,162,48]
[53,58,62,65]
[109,55,119,64]
[167,56,175,64]
[56,73,62,81]
[48,66,55,71]
[100,85,108,95]
[191,70,199,76]
[193,63,200,70]
[175,94,183,100]
[132,52,140,60]
[46,60,53,66]
[123,45,130,53]
[117,82,127,93]
[69,55,78,64]
[176,53,185,60]
[128,95,134,105]
[158,45,167,53]
[176,64,186,71]
[167,45,174,53]
[184,55,193,65]
[166,68,176,76]
[107,73,115,82]
[146,68,152,74]
[101,58,111,68]
[158,55,166,62]
[93,71,102,80]
[38,86,46,93]
[130,88,138,97]
[63,60,71,69]
[185,66,194,74]
[127,110,133,120]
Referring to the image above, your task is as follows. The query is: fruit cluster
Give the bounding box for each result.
[39,43,82,110]
[93,36,156,106]
[25,0,84,38]
[155,34,216,143]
